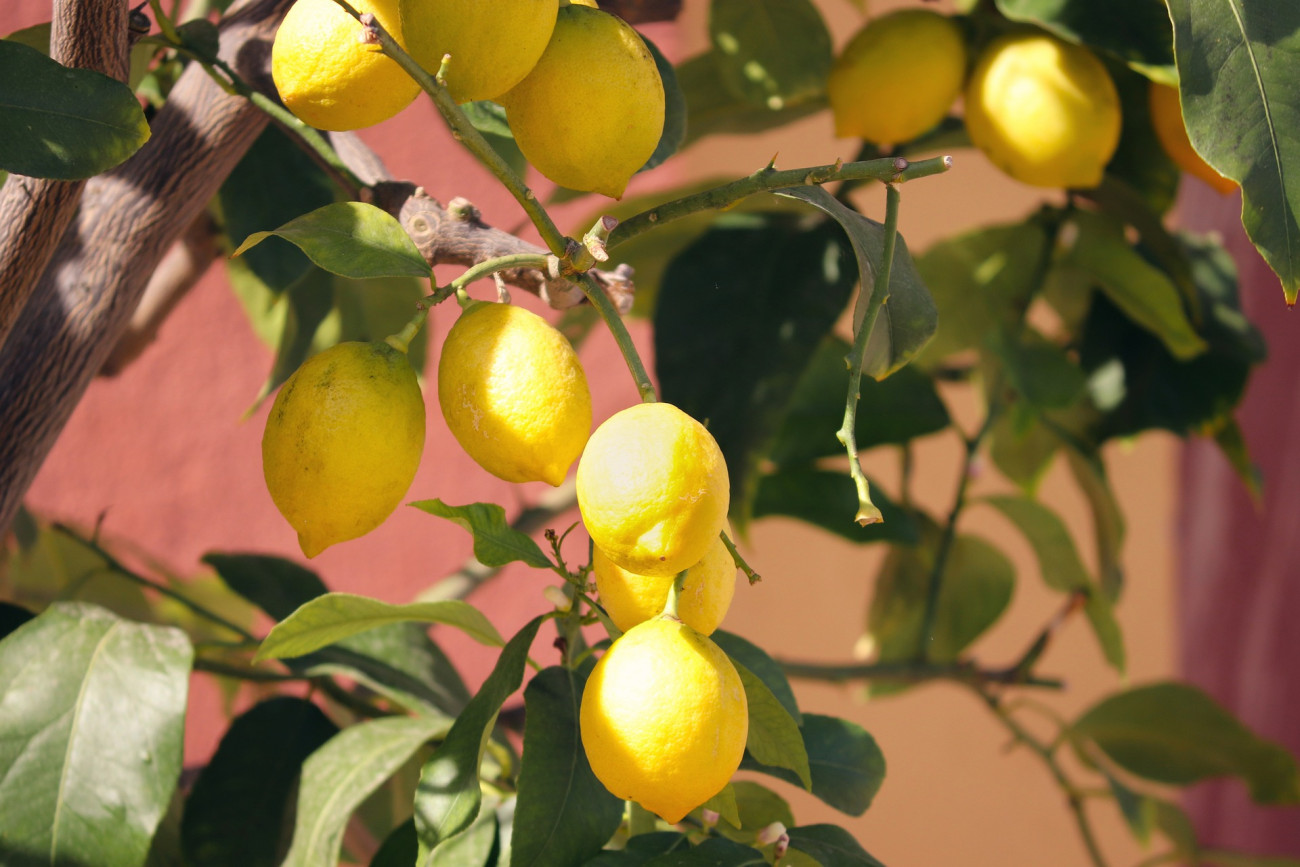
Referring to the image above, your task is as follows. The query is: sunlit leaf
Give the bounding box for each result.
[410,500,554,569]
[712,630,800,724]
[734,660,811,789]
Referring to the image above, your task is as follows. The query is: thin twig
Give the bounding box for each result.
[576,272,657,403]
[779,658,1063,690]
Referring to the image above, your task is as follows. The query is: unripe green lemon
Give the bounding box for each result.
[271,0,420,131]
[594,536,736,635]
[964,31,1121,189]
[1148,81,1236,195]
[498,4,664,198]
[262,341,426,557]
[438,301,591,486]
[577,402,729,578]
[827,9,967,144]
[580,616,748,823]
[398,0,558,104]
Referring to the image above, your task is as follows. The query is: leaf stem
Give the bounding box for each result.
[836,183,901,528]
[608,155,951,249]
[576,272,657,403]
[429,252,553,304]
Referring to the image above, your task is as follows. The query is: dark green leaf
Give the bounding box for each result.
[205,552,328,619]
[256,592,504,660]
[0,40,149,179]
[425,807,498,867]
[708,0,831,109]
[654,214,857,524]
[462,101,528,179]
[282,715,448,867]
[181,697,338,867]
[641,36,685,172]
[752,468,918,546]
[982,495,1090,592]
[676,52,826,146]
[733,661,811,789]
[0,601,34,640]
[994,0,1175,78]
[1153,799,1198,858]
[1065,448,1125,599]
[371,819,418,867]
[1167,0,1300,303]
[219,125,338,292]
[778,186,936,380]
[769,337,949,466]
[1212,417,1263,502]
[0,603,192,867]
[511,666,623,867]
[1074,682,1300,803]
[701,784,741,829]
[1083,588,1126,673]
[1104,771,1155,845]
[1104,60,1181,215]
[988,408,1060,494]
[711,630,800,724]
[410,500,554,569]
[232,202,431,280]
[643,837,768,867]
[740,714,886,817]
[415,616,545,856]
[786,824,886,867]
[988,328,1086,410]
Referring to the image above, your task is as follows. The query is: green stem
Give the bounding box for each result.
[609,155,950,250]
[720,530,761,584]
[779,658,1063,690]
[430,252,553,304]
[193,657,307,682]
[328,0,569,256]
[576,272,657,403]
[661,569,689,620]
[385,304,428,353]
[836,183,901,528]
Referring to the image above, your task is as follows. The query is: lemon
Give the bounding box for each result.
[262,340,425,557]
[964,31,1121,189]
[398,0,558,104]
[498,4,664,198]
[271,0,420,132]
[1149,81,1236,195]
[594,536,736,635]
[580,616,748,823]
[577,402,729,578]
[438,301,591,486]
[827,9,967,144]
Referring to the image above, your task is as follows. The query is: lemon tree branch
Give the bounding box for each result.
[577,271,658,403]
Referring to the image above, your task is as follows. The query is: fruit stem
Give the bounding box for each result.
[608,154,951,249]
[429,253,553,305]
[330,1,571,257]
[662,568,689,620]
[836,184,902,528]
[720,530,761,585]
[385,303,428,354]
[576,272,657,403]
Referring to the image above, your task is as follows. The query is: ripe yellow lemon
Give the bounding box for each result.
[577,402,729,578]
[580,616,748,823]
[438,301,591,486]
[965,31,1121,188]
[594,536,737,635]
[498,4,664,198]
[271,0,420,131]
[827,9,967,144]
[1149,81,1236,195]
[262,340,425,557]
[398,0,558,104]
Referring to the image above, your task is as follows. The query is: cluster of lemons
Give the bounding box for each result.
[826,9,1233,194]
[270,0,665,198]
[263,299,746,823]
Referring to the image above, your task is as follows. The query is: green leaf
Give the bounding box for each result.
[410,500,554,569]
[511,666,624,867]
[1065,209,1206,360]
[708,0,831,109]
[987,328,1086,410]
[716,781,794,840]
[332,271,430,374]
[256,592,504,661]
[1083,588,1127,673]
[462,100,528,179]
[982,495,1091,592]
[281,715,448,867]
[1153,798,1199,858]
[994,0,1176,79]
[740,714,885,817]
[1168,0,1300,304]
[988,408,1060,494]
[232,201,431,280]
[752,468,918,546]
[702,784,741,829]
[1074,681,1300,803]
[204,552,328,620]
[0,40,149,179]
[654,215,857,525]
[0,603,192,867]
[425,807,499,867]
[181,697,339,867]
[249,267,338,407]
[676,52,826,147]
[371,819,418,867]
[778,186,936,380]
[768,337,950,466]
[642,36,686,172]
[711,630,800,724]
[415,616,546,856]
[1105,61,1182,215]
[1104,771,1156,845]
[1065,448,1126,600]
[734,660,811,789]
[643,838,768,867]
[0,601,34,640]
[785,824,887,867]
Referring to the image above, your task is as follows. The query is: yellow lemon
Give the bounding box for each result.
[498,4,664,198]
[577,402,729,578]
[965,31,1121,188]
[827,9,967,144]
[580,616,748,823]
[263,341,426,557]
[594,536,737,635]
[398,0,558,104]
[271,0,420,131]
[438,301,591,486]
[1149,81,1236,195]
